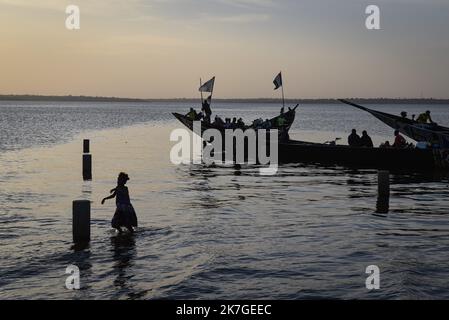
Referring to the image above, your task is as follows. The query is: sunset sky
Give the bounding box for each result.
[1,0,448,99]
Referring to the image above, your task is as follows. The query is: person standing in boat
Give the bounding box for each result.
[360,130,374,148]
[202,95,212,123]
[101,172,138,234]
[392,130,407,148]
[348,129,361,147]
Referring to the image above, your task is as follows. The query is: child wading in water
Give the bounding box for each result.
[101,172,138,233]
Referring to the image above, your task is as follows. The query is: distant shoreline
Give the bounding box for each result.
[1,94,449,104]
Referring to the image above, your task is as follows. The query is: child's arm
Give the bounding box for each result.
[101,190,116,205]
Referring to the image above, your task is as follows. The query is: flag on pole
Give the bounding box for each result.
[199,77,215,93]
[273,72,282,90]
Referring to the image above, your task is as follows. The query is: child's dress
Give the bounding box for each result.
[111,186,138,229]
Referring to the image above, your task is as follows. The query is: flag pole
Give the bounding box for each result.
[210,81,214,107]
[281,71,285,108]
[281,83,285,108]
[200,78,203,104]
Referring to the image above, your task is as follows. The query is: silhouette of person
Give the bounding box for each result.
[360,130,374,148]
[348,129,361,147]
[202,96,212,123]
[393,130,407,148]
[102,172,138,233]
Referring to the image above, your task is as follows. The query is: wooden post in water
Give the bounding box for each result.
[83,139,90,154]
[72,200,91,243]
[82,154,92,180]
[378,170,390,197]
[82,139,92,180]
[376,170,390,213]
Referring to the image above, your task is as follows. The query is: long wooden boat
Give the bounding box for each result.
[278,140,435,170]
[173,108,440,171]
[339,99,449,148]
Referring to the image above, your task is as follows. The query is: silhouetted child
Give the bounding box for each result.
[101,172,138,233]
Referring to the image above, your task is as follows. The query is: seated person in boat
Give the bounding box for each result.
[360,130,374,148]
[348,129,361,147]
[393,130,407,148]
[276,115,286,127]
[224,118,232,129]
[262,119,272,129]
[186,107,197,121]
[237,118,245,129]
[253,118,264,129]
[400,111,408,119]
[416,110,434,124]
[213,115,225,127]
[380,141,391,148]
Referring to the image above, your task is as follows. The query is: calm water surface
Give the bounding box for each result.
[1,101,449,299]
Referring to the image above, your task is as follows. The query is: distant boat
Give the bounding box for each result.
[339,99,449,148]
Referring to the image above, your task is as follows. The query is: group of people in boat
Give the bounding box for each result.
[400,110,435,125]
[185,104,290,131]
[348,129,374,148]
[347,109,438,149]
[348,129,413,149]
[186,107,248,129]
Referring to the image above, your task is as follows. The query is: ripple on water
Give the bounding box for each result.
[2,103,449,299]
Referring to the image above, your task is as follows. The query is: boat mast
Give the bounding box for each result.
[199,78,203,104]
[281,82,285,108]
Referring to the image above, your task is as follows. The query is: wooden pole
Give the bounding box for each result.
[83,139,90,153]
[72,200,91,243]
[378,170,390,197]
[82,139,92,180]
[83,154,92,180]
[281,83,285,108]
[200,78,203,104]
[376,170,390,213]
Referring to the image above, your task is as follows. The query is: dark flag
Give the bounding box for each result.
[199,77,215,93]
[273,72,282,90]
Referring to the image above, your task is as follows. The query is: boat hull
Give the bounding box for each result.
[279,140,435,170]
[173,112,437,171]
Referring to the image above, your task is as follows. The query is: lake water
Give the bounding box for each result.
[1,101,449,299]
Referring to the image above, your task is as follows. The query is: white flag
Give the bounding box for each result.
[273,72,282,90]
[199,77,215,93]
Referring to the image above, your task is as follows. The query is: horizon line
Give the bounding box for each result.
[1,94,449,103]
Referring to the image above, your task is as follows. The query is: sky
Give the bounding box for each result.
[0,0,448,99]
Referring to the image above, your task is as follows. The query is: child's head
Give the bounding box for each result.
[117,172,130,185]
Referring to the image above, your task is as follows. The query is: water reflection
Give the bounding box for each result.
[69,244,93,292]
[376,195,390,214]
[110,234,139,298]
